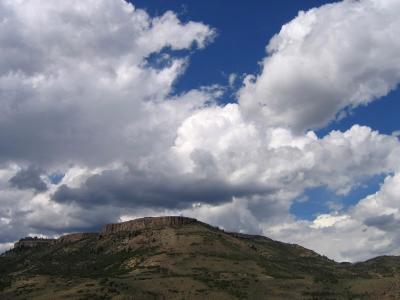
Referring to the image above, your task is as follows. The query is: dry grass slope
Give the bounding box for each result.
[1,216,400,299]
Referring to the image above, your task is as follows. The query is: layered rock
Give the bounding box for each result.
[14,237,56,249]
[57,232,98,243]
[102,216,198,234]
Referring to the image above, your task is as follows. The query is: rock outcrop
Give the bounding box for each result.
[101,216,198,234]
[14,237,56,249]
[10,217,199,252]
[57,232,98,243]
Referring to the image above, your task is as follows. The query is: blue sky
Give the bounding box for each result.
[132,0,400,221]
[290,174,386,220]
[133,1,340,92]
[133,0,400,135]
[1,0,400,261]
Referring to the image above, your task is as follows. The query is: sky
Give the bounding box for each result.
[0,0,400,262]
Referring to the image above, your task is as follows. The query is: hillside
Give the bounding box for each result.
[1,216,400,299]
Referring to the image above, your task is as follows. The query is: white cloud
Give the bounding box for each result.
[174,106,400,196]
[258,172,400,262]
[1,0,400,263]
[0,0,217,244]
[310,214,350,229]
[238,0,400,131]
[228,73,237,87]
[353,173,400,223]
[0,242,13,253]
[0,0,215,167]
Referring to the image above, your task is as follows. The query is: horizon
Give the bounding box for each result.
[1,0,400,263]
[5,215,373,264]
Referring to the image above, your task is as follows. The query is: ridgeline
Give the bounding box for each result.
[1,216,400,299]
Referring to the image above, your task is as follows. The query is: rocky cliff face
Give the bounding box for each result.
[4,216,400,299]
[57,233,98,243]
[14,233,98,249]
[11,217,199,250]
[101,216,198,234]
[14,237,56,249]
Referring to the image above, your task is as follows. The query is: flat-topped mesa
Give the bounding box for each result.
[57,232,98,243]
[14,237,56,249]
[101,216,198,234]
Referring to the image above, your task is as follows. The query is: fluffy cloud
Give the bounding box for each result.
[9,165,48,192]
[1,0,400,263]
[0,0,215,167]
[238,0,400,131]
[0,164,128,244]
[0,0,216,244]
[174,106,400,196]
[261,172,400,262]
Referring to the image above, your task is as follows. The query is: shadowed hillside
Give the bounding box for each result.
[1,216,400,299]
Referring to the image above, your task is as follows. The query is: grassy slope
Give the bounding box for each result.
[1,222,400,299]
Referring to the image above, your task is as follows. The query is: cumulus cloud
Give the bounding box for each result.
[258,172,400,262]
[0,0,215,166]
[9,165,47,192]
[1,0,400,262]
[0,164,129,245]
[0,243,13,254]
[238,0,400,131]
[52,164,264,209]
[0,0,216,244]
[174,106,400,196]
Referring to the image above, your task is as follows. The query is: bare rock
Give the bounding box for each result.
[14,237,56,249]
[57,232,98,243]
[101,216,198,234]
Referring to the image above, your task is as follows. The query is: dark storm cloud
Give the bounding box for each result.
[0,204,122,244]
[364,214,400,232]
[9,165,48,192]
[52,167,273,209]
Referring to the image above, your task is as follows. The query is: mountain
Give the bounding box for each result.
[1,216,400,299]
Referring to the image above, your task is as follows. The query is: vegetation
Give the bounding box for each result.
[1,219,400,299]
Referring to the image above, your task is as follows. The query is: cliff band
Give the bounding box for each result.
[101,216,198,234]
